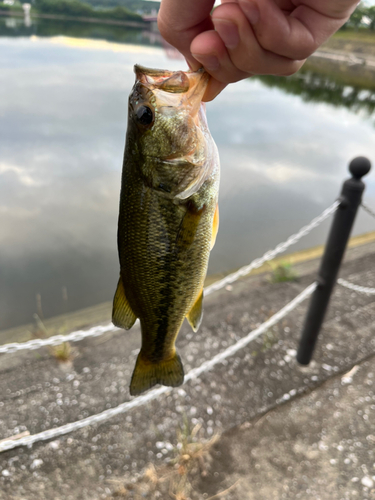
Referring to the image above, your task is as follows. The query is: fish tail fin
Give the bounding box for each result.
[130,350,184,396]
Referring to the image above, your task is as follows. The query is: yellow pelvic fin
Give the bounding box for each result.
[210,203,219,250]
[129,351,184,396]
[112,277,137,330]
[186,288,203,332]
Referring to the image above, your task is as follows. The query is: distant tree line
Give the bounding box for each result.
[80,0,160,14]
[32,0,143,22]
[0,0,147,22]
[342,3,375,30]
[0,2,23,11]
[257,71,375,115]
[2,0,374,30]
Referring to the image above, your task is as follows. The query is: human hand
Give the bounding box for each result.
[158,0,359,101]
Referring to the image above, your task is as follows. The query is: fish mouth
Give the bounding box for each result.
[133,65,209,114]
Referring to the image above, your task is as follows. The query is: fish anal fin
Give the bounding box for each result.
[211,203,219,250]
[112,277,137,330]
[187,288,203,332]
[130,350,184,396]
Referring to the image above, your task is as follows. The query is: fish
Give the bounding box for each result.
[112,65,220,396]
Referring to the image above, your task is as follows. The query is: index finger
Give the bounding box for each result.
[158,0,215,67]
[159,0,215,31]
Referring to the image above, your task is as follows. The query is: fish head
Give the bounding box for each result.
[128,65,210,162]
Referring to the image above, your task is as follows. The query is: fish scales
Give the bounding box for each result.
[113,66,220,395]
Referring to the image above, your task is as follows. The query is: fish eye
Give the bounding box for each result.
[135,105,153,126]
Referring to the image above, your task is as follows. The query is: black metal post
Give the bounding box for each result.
[297,156,371,365]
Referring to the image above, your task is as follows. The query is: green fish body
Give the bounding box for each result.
[113,66,220,396]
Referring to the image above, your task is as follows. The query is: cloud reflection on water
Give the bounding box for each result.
[0,37,374,330]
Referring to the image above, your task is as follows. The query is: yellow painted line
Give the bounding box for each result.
[252,230,375,274]
[2,231,375,341]
[347,230,375,248]
[30,35,163,54]
[205,230,375,285]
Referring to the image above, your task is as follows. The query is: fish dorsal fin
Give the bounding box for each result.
[211,203,219,250]
[112,277,137,330]
[186,288,204,332]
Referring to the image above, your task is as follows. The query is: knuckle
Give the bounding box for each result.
[228,52,255,74]
[256,30,316,62]
[278,61,305,77]
[157,14,181,46]
[292,46,316,61]
[234,58,262,75]
[157,16,170,40]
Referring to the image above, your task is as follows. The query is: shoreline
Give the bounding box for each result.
[1,229,375,346]
[0,9,147,28]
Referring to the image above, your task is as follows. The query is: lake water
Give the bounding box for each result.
[1,16,375,330]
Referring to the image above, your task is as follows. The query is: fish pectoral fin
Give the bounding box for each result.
[130,350,184,396]
[211,203,219,250]
[186,288,204,332]
[175,200,206,251]
[112,277,137,330]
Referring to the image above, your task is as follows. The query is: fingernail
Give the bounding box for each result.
[186,58,201,72]
[212,18,239,49]
[191,54,220,72]
[239,1,259,25]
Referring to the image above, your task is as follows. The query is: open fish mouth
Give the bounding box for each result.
[133,65,209,115]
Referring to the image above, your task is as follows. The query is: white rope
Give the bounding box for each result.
[0,323,119,355]
[205,201,339,295]
[337,278,375,295]
[0,282,316,453]
[361,202,375,220]
[0,202,338,355]
[185,282,317,381]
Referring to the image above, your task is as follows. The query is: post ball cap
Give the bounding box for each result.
[349,156,371,179]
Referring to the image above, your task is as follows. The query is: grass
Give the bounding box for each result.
[332,29,375,43]
[322,28,375,58]
[32,290,75,364]
[107,419,240,499]
[270,262,298,283]
[261,328,278,352]
[33,313,75,363]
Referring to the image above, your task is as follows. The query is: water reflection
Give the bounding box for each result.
[0,15,165,48]
[257,70,375,117]
[0,24,374,331]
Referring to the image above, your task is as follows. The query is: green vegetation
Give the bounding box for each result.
[333,29,375,42]
[270,262,298,283]
[0,0,147,24]
[32,292,75,364]
[0,1,23,12]
[342,3,375,31]
[33,313,75,363]
[261,328,278,352]
[82,0,160,13]
[33,0,143,22]
[324,28,375,60]
[257,67,375,116]
[0,16,160,44]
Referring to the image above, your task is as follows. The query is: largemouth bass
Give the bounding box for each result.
[112,65,220,396]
